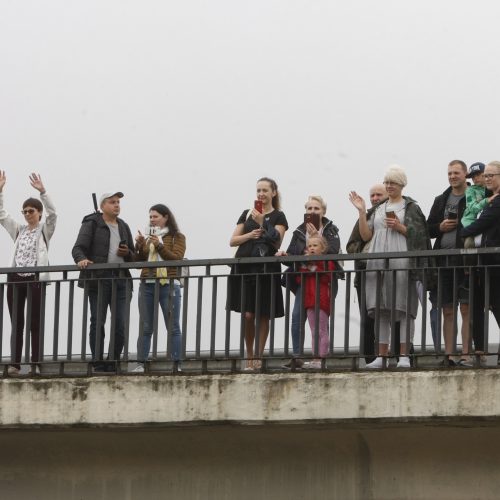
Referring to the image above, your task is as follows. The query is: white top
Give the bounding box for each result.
[14,226,39,275]
[0,192,57,281]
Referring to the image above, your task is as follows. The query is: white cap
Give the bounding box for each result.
[99,191,124,206]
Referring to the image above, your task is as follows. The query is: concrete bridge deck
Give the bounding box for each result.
[1,369,500,499]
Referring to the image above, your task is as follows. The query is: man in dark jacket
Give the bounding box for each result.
[427,160,470,365]
[72,192,134,371]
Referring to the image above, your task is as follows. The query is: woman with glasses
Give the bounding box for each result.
[0,171,57,376]
[349,166,430,369]
[461,161,500,349]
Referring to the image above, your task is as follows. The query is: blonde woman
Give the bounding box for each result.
[349,166,430,368]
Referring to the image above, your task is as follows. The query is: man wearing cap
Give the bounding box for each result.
[427,160,470,365]
[72,192,134,371]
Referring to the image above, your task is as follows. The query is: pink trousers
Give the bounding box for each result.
[306,308,329,357]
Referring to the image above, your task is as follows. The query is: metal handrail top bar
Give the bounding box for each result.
[0,247,499,275]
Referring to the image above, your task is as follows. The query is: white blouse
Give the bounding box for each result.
[14,227,39,275]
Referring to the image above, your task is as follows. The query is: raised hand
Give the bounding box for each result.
[29,173,46,194]
[349,191,366,213]
[135,230,146,246]
[0,171,6,192]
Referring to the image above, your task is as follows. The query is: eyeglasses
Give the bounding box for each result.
[21,209,36,215]
[483,173,500,179]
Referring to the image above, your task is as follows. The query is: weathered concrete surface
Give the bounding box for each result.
[1,424,500,500]
[1,370,500,427]
[2,371,500,499]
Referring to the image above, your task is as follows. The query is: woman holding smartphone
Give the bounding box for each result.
[349,166,429,369]
[277,195,341,368]
[228,177,288,369]
[0,171,57,376]
[134,204,186,372]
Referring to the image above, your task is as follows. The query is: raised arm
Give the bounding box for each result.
[32,174,57,240]
[0,170,20,241]
[349,191,373,242]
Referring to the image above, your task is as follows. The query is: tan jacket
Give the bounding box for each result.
[135,232,186,280]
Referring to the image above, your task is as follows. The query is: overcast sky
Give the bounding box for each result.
[1,1,499,355]
[1,0,499,265]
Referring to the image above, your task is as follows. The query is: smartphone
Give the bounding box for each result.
[254,200,263,213]
[304,213,320,230]
[447,212,458,220]
[119,239,127,246]
[385,211,396,219]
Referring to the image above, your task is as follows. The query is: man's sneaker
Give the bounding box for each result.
[397,357,411,369]
[365,357,385,369]
[7,366,20,376]
[132,364,144,373]
[282,359,304,369]
[439,358,457,368]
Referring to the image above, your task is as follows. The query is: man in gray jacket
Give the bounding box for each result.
[72,192,134,371]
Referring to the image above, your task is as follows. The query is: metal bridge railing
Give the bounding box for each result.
[0,247,499,376]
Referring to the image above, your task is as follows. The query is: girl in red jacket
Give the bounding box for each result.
[297,236,335,368]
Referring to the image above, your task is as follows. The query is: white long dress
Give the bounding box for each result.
[365,200,418,320]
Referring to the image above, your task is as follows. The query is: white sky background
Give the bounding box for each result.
[0,0,499,357]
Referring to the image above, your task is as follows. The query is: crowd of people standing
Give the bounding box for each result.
[1,159,500,374]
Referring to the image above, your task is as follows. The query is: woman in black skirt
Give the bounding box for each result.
[228,177,288,368]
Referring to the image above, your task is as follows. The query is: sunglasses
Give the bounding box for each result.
[21,209,37,215]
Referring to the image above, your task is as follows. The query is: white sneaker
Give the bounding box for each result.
[303,360,323,369]
[132,364,144,373]
[7,366,20,376]
[397,357,410,369]
[365,357,384,369]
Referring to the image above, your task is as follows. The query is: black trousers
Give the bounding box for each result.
[471,267,500,352]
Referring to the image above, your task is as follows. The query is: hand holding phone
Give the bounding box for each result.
[254,200,263,214]
[116,239,129,257]
[385,211,396,220]
[304,213,320,231]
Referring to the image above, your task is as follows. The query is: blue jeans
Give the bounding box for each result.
[138,282,182,362]
[88,277,129,361]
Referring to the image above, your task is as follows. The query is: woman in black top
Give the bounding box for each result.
[228,177,288,369]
